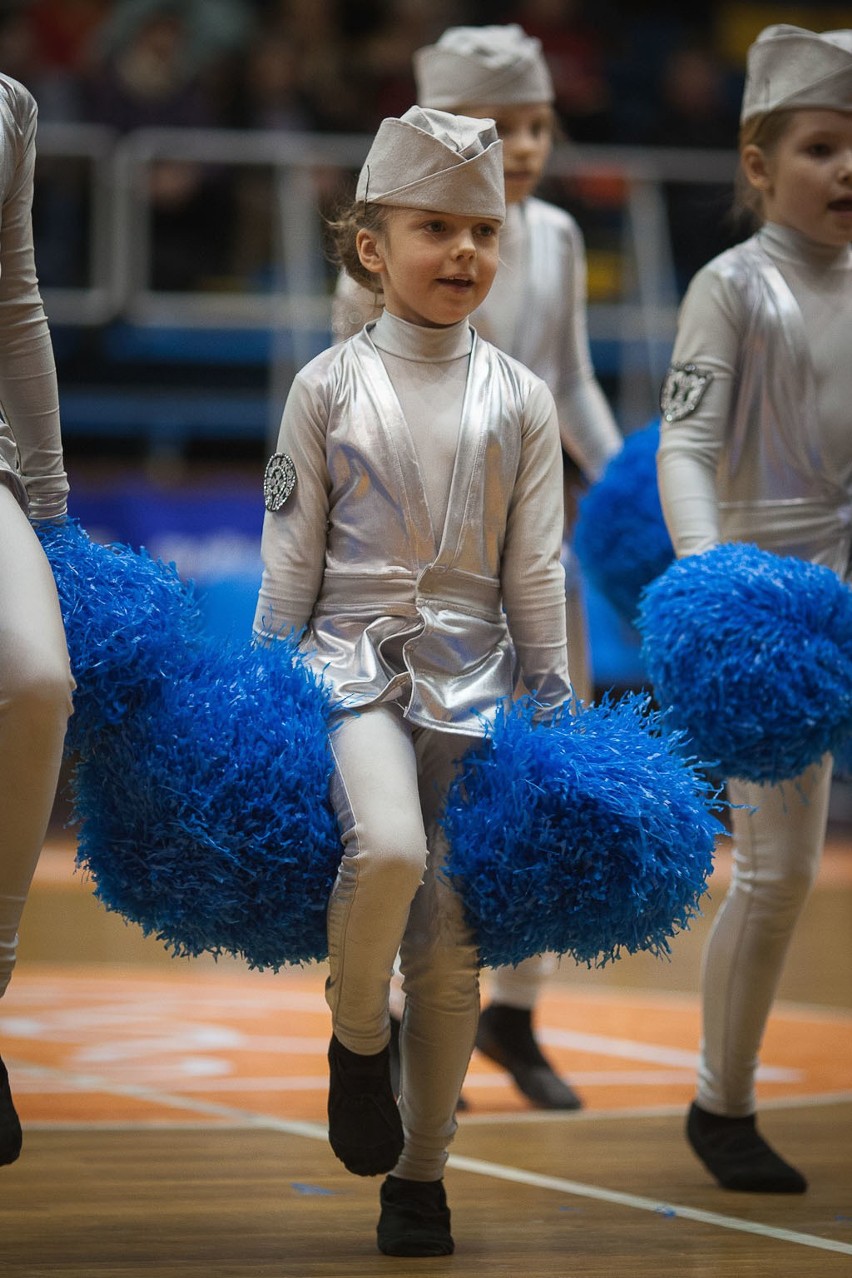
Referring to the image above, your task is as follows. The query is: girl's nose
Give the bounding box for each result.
[452,230,476,257]
[508,129,535,154]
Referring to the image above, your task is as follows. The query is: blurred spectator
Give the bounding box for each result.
[95,0,254,79]
[265,0,370,133]
[10,0,107,120]
[506,0,615,141]
[0,3,108,290]
[648,39,742,288]
[339,0,457,126]
[81,1,242,290]
[227,17,317,286]
[230,23,313,132]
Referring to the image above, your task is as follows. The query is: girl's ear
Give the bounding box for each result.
[741,143,772,193]
[356,227,385,276]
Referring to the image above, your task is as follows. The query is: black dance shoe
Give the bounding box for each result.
[686,1101,807,1193]
[327,1034,404,1177]
[475,1003,582,1111]
[377,1175,454,1256]
[0,1055,22,1165]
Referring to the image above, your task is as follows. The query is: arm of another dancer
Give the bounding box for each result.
[656,267,740,558]
[552,216,620,482]
[502,380,573,710]
[0,79,68,522]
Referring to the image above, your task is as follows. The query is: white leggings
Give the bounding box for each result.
[697,756,831,1116]
[0,487,73,997]
[326,702,479,1182]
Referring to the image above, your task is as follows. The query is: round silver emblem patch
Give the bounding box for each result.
[263,452,297,511]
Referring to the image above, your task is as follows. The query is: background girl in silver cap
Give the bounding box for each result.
[657,22,852,1195]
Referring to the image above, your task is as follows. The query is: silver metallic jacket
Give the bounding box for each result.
[255,325,570,736]
[714,237,850,574]
[660,231,852,577]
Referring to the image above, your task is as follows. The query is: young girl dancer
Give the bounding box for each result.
[333,22,620,1112]
[0,75,75,1163]
[255,106,571,1255]
[657,23,852,1194]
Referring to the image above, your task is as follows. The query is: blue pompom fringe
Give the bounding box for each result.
[572,420,673,625]
[71,636,340,968]
[637,543,852,783]
[442,693,722,968]
[37,519,203,755]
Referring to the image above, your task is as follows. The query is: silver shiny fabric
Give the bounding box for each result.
[716,237,850,573]
[255,324,570,734]
[660,228,852,575]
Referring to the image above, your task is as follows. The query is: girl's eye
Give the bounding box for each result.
[476,224,496,238]
[806,142,831,158]
[424,221,446,233]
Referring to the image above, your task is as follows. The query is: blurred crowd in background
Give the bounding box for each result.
[6,2,849,293]
[2,0,759,146]
[4,2,850,392]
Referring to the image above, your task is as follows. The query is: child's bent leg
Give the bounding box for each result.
[324,704,429,1178]
[688,757,830,1192]
[394,727,480,1184]
[325,704,429,1054]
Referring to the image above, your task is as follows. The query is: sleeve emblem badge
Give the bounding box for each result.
[263,452,297,511]
[660,362,714,422]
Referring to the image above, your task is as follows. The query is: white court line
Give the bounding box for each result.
[15,1061,852,1259]
[457,1089,852,1125]
[539,1028,799,1081]
[445,1154,852,1257]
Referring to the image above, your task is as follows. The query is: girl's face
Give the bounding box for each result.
[459,102,554,205]
[743,108,852,247]
[356,207,501,328]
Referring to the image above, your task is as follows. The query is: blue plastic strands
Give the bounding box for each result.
[441,693,722,969]
[71,636,341,968]
[572,419,673,625]
[36,519,203,755]
[637,543,852,783]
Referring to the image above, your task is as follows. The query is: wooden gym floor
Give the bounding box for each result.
[0,824,850,1277]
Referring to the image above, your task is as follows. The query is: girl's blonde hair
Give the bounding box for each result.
[326,200,388,294]
[734,109,796,226]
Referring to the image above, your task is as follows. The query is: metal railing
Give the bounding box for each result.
[35,124,738,433]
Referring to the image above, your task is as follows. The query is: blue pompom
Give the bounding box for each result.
[37,519,203,755]
[442,693,722,968]
[637,543,852,783]
[71,637,340,968]
[572,420,673,625]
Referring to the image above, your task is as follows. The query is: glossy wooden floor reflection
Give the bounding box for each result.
[0,827,850,1277]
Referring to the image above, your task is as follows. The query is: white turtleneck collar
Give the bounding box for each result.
[370,308,473,363]
[759,220,852,271]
